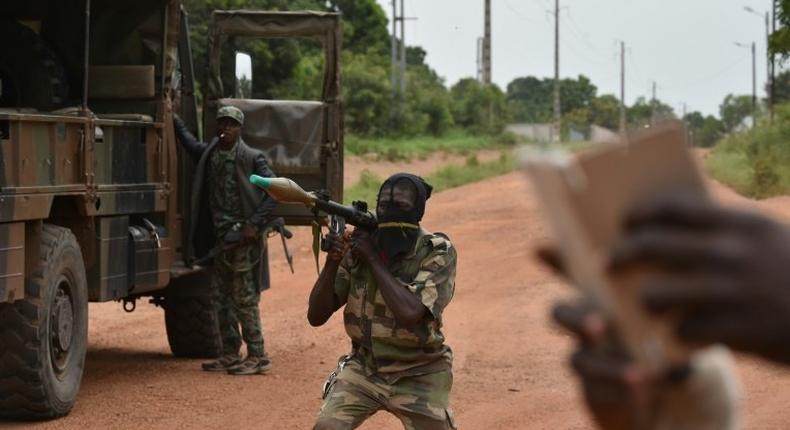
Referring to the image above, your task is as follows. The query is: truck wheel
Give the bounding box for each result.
[163,271,222,358]
[0,224,88,420]
[0,19,69,110]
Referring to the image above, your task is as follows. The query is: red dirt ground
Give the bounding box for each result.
[6,155,790,430]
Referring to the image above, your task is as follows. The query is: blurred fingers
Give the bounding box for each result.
[553,301,608,345]
[609,229,745,273]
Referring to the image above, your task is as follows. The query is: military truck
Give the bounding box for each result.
[0,0,343,420]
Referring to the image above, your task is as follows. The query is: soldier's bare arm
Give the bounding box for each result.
[308,233,348,326]
[350,229,427,328]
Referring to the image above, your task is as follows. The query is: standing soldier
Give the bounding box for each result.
[173,106,276,375]
[308,173,458,430]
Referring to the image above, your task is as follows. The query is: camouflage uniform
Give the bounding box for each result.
[209,142,265,358]
[316,230,458,430]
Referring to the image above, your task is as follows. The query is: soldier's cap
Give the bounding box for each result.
[217,106,244,126]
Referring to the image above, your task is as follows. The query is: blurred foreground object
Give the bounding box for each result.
[522,121,708,374]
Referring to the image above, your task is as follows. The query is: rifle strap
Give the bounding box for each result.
[312,220,321,275]
[377,222,420,229]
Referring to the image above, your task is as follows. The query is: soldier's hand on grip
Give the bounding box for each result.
[350,229,377,263]
[325,231,350,262]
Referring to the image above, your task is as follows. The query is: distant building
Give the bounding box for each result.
[507,123,619,143]
[506,123,553,142]
[590,125,619,143]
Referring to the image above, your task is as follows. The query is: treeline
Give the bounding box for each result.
[183,0,781,144]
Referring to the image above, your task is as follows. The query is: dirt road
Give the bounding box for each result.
[6,167,790,429]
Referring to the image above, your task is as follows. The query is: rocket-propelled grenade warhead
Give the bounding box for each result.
[249,175,317,206]
[250,175,378,230]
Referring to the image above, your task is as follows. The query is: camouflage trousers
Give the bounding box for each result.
[314,358,456,430]
[212,241,265,357]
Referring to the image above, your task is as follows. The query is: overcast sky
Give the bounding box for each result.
[374,0,777,117]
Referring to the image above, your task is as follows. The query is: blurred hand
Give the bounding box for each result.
[553,299,657,430]
[610,195,790,364]
[324,231,350,262]
[351,229,378,263]
[241,224,258,243]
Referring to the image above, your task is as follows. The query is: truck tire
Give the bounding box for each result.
[0,19,69,110]
[163,271,222,358]
[0,224,88,420]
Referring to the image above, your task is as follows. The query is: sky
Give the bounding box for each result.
[374,0,778,118]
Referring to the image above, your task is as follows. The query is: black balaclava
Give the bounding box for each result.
[374,173,433,262]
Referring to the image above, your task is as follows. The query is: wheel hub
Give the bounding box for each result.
[50,281,74,373]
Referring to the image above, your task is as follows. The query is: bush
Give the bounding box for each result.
[704,102,790,198]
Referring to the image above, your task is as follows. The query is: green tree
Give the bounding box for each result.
[505,75,598,124]
[506,76,552,123]
[627,96,675,128]
[560,75,597,114]
[328,0,390,55]
[683,111,705,131]
[400,63,453,136]
[770,0,790,58]
[770,69,790,104]
[342,53,392,136]
[590,94,620,130]
[450,78,506,135]
[406,46,427,66]
[684,111,724,147]
[697,116,725,147]
[719,94,755,132]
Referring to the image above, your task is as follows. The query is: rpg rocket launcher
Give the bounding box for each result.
[250,175,377,271]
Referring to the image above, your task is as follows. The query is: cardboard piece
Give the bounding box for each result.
[522,121,708,374]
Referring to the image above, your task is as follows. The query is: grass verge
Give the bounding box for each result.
[345,130,520,162]
[344,152,516,204]
[704,107,790,198]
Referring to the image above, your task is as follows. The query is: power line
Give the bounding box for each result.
[502,0,543,24]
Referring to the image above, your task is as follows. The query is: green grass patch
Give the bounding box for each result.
[427,152,515,192]
[343,152,517,204]
[704,107,790,198]
[703,150,753,196]
[345,130,520,162]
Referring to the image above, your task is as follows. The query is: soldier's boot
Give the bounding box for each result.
[227,355,272,375]
[201,353,242,372]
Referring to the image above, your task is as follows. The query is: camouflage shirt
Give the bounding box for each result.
[334,230,457,378]
[208,142,244,238]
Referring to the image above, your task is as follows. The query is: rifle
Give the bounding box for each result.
[249,175,377,272]
[191,217,294,273]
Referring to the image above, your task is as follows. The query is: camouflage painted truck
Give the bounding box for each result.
[0,0,343,420]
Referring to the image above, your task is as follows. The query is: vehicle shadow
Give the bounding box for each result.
[0,347,200,427]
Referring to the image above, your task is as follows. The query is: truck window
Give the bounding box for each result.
[219,36,325,101]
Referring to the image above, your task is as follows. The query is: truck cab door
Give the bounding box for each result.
[204,11,343,226]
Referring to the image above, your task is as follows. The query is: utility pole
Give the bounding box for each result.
[772,0,777,123]
[752,41,757,119]
[766,10,772,123]
[745,6,773,123]
[619,41,626,137]
[391,0,398,100]
[399,0,406,95]
[483,0,492,84]
[651,80,657,126]
[552,0,561,142]
[734,41,757,127]
[476,37,484,81]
